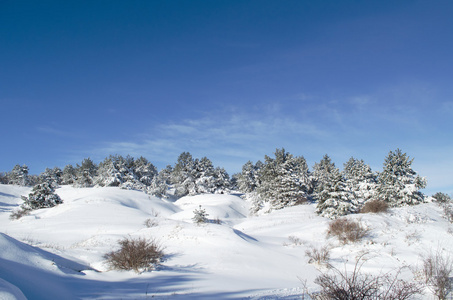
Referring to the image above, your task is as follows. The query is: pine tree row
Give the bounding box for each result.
[1,148,428,219]
[235,148,427,218]
[0,153,231,199]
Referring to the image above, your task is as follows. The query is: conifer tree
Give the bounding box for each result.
[39,167,63,187]
[342,157,377,204]
[75,158,97,187]
[212,167,231,194]
[194,157,216,194]
[312,155,337,204]
[172,152,197,197]
[236,160,264,213]
[192,205,209,224]
[313,155,358,218]
[148,171,170,198]
[315,167,357,218]
[148,165,173,198]
[133,156,157,186]
[7,164,32,186]
[20,182,63,210]
[62,164,77,185]
[96,155,124,187]
[95,155,157,191]
[432,192,451,203]
[376,149,426,206]
[0,172,6,184]
[170,153,230,197]
[255,148,311,211]
[236,160,262,193]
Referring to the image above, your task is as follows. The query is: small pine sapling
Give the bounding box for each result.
[192,205,209,224]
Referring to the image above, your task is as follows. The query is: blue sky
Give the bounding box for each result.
[1,1,452,195]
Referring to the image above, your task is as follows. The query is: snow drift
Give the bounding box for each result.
[1,184,452,299]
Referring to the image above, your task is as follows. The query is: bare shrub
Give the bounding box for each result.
[10,207,31,220]
[305,245,331,266]
[419,250,453,299]
[150,208,160,217]
[327,218,369,244]
[288,235,303,246]
[405,230,421,245]
[144,218,158,228]
[283,235,304,247]
[104,237,164,273]
[360,199,388,214]
[309,253,423,300]
[443,204,453,223]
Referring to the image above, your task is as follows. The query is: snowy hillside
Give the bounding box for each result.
[1,184,452,299]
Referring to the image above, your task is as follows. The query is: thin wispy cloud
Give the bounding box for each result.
[88,110,329,172]
[37,126,72,137]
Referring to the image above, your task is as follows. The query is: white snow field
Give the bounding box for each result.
[1,184,452,299]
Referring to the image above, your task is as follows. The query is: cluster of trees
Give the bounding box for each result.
[149,152,230,198]
[1,153,231,199]
[1,148,428,219]
[235,148,427,218]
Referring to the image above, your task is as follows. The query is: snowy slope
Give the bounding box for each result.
[1,184,452,299]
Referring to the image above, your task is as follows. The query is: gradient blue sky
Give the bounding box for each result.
[1,1,452,195]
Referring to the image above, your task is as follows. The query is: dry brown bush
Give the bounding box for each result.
[327,218,369,244]
[360,199,389,214]
[104,237,164,273]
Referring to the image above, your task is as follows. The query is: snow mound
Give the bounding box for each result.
[0,232,94,300]
[0,233,92,273]
[1,185,453,299]
[0,278,26,300]
[172,194,249,223]
[0,184,31,215]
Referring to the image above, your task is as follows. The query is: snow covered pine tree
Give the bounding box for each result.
[376,149,426,207]
[170,152,231,197]
[75,158,97,187]
[7,164,32,186]
[255,148,311,212]
[314,155,357,218]
[192,205,209,224]
[342,157,378,206]
[20,182,63,210]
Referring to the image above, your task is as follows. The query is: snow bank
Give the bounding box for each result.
[1,184,453,299]
[0,278,26,300]
[172,193,249,223]
[0,233,88,300]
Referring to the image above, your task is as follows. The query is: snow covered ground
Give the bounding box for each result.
[1,184,452,299]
